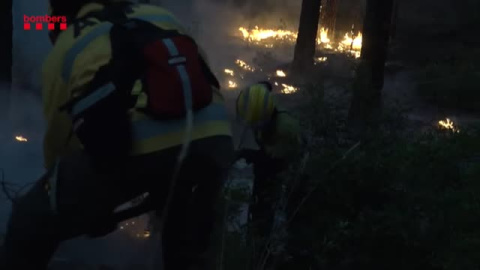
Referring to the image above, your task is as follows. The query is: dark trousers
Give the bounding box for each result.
[0,135,233,270]
[248,156,285,269]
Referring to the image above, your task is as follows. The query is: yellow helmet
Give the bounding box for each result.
[236,83,276,127]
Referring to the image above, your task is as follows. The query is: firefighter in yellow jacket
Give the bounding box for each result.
[0,1,233,269]
[236,81,302,267]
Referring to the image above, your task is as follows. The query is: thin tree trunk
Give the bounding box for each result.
[0,0,12,118]
[390,0,399,42]
[321,0,338,36]
[348,0,394,128]
[292,0,322,75]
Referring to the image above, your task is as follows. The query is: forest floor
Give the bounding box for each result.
[1,33,480,270]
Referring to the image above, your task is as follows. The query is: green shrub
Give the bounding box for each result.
[416,49,480,112]
[285,124,480,270]
[222,79,480,270]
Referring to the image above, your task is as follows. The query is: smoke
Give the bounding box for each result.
[1,0,299,265]
[0,0,50,232]
[181,0,302,95]
[0,83,45,233]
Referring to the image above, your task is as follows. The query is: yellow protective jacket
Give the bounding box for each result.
[254,110,302,160]
[41,2,232,170]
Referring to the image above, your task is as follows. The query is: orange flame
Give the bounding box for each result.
[237,25,363,58]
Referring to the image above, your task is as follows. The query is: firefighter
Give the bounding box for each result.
[0,1,233,269]
[235,81,302,266]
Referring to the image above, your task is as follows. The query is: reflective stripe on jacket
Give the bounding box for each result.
[41,3,232,170]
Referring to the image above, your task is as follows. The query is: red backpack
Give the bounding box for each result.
[59,3,220,164]
[116,18,219,118]
[109,7,220,118]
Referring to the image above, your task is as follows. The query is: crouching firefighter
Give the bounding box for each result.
[235,81,302,267]
[0,1,234,269]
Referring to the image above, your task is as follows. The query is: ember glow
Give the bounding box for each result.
[118,220,152,239]
[235,59,255,72]
[438,118,460,133]
[228,80,238,88]
[15,136,28,142]
[224,69,234,76]
[281,84,298,94]
[316,57,328,63]
[276,70,287,77]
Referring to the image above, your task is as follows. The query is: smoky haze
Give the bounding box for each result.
[2,0,300,267]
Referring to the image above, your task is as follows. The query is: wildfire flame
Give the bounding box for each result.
[281,84,298,94]
[318,27,330,44]
[276,70,286,77]
[338,32,363,58]
[340,32,363,50]
[438,118,460,133]
[237,26,362,58]
[224,69,234,76]
[15,136,28,142]
[239,26,297,42]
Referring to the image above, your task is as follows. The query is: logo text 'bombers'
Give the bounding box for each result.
[24,15,67,31]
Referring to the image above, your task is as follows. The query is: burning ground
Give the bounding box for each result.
[213,23,363,96]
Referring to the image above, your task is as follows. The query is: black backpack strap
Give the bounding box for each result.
[199,56,220,89]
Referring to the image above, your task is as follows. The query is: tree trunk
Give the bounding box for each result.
[347,0,394,128]
[320,0,338,36]
[390,0,399,42]
[292,0,322,75]
[0,0,12,118]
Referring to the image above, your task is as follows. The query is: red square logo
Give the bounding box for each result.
[60,23,67,30]
[24,23,30,30]
[35,23,42,30]
[48,23,55,30]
